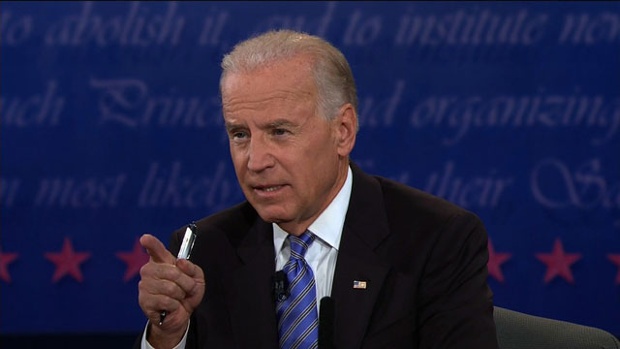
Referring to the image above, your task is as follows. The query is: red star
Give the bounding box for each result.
[44,237,91,283]
[608,254,620,285]
[116,238,149,282]
[535,238,582,284]
[487,239,512,282]
[0,248,19,283]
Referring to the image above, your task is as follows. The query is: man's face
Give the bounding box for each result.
[221,55,354,235]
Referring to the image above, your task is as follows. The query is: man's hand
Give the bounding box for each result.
[138,234,205,349]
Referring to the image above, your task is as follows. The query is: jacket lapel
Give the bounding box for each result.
[226,218,280,348]
[331,164,391,348]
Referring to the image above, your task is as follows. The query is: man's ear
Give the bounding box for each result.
[335,103,357,157]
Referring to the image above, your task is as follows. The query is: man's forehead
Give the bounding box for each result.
[221,78,316,116]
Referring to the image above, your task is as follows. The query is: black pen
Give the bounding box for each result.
[158,223,197,326]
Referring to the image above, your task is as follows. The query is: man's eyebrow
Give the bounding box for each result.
[225,121,243,130]
[266,119,297,128]
[224,119,298,131]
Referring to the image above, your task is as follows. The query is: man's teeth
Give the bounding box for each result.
[263,186,281,192]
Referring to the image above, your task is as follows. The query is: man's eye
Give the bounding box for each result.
[230,131,248,140]
[273,128,289,136]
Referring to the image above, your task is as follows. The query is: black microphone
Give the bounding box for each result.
[319,296,335,349]
[273,270,289,301]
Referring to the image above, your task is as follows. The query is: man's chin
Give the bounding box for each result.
[254,208,291,224]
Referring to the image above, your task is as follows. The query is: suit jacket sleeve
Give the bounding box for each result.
[416,211,497,349]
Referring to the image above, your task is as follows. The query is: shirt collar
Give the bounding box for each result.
[273,165,353,252]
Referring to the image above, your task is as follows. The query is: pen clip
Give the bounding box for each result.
[177,223,197,260]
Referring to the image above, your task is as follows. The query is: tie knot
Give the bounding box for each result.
[289,231,315,259]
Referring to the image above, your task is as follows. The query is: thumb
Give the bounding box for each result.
[177,258,205,282]
[140,234,175,264]
[177,259,206,311]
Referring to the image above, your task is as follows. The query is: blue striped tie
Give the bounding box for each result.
[277,231,319,349]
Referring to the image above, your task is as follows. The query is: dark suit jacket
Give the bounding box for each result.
[155,163,498,349]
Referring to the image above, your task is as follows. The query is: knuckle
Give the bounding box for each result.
[161,265,179,280]
[139,262,154,276]
[161,297,178,311]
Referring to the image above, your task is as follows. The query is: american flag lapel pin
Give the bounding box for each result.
[353,280,367,289]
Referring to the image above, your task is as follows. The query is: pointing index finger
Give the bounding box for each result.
[140,234,176,264]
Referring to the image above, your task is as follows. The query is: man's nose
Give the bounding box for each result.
[247,136,275,172]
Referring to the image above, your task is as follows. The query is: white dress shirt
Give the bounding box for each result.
[143,166,353,349]
[273,166,352,308]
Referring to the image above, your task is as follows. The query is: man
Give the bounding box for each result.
[136,29,499,349]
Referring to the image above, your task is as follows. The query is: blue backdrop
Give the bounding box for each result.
[2,1,619,337]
